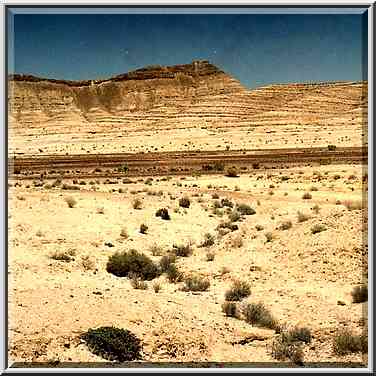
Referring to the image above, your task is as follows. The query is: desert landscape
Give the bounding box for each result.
[8,61,368,367]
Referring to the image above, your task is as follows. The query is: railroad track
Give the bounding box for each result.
[9,146,367,179]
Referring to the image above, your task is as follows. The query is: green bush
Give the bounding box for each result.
[225,280,251,301]
[106,250,160,280]
[182,275,210,292]
[351,285,368,303]
[80,326,142,361]
[242,302,278,330]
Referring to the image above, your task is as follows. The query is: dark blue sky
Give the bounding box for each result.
[8,10,368,89]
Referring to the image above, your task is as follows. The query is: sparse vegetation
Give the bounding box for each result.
[297,211,310,223]
[179,196,191,208]
[165,263,184,283]
[242,302,278,330]
[139,223,148,234]
[155,208,171,220]
[302,192,312,200]
[132,198,143,210]
[51,249,76,262]
[311,224,327,234]
[225,280,251,301]
[80,326,142,361]
[222,301,238,317]
[226,167,238,177]
[236,203,256,215]
[279,220,292,230]
[200,233,215,247]
[333,328,367,355]
[181,274,210,292]
[65,196,77,208]
[106,249,160,280]
[265,232,273,242]
[120,227,128,238]
[172,243,193,257]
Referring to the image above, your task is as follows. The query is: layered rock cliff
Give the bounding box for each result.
[8,60,367,155]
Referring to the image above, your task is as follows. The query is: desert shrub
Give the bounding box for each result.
[221,198,234,208]
[343,200,363,211]
[179,196,191,208]
[333,328,367,355]
[351,285,368,303]
[130,275,148,290]
[159,254,176,273]
[97,206,105,214]
[312,204,320,214]
[139,224,148,234]
[302,192,312,200]
[217,221,239,232]
[106,249,160,280]
[200,233,215,248]
[213,200,222,209]
[288,326,312,344]
[120,227,128,238]
[51,249,76,262]
[81,255,96,271]
[79,181,86,185]
[206,251,215,261]
[65,196,77,208]
[80,326,142,362]
[229,210,241,223]
[155,208,171,220]
[271,335,304,364]
[231,234,243,248]
[255,224,264,231]
[225,280,251,301]
[212,193,220,199]
[222,301,238,317]
[132,198,142,210]
[297,211,310,223]
[172,243,193,257]
[242,302,278,330]
[328,144,337,151]
[166,263,184,283]
[265,232,273,242]
[226,167,238,177]
[181,275,210,292]
[149,243,164,256]
[153,282,162,293]
[310,186,318,191]
[236,203,256,216]
[281,176,290,181]
[279,220,292,230]
[311,224,327,234]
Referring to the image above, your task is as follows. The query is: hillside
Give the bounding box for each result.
[8,61,367,155]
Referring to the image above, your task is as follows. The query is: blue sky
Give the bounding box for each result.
[8,9,368,89]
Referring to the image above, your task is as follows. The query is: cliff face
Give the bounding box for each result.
[9,61,246,128]
[8,60,367,155]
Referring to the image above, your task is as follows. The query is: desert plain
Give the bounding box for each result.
[7,61,368,367]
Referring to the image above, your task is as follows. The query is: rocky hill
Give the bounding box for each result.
[8,61,367,155]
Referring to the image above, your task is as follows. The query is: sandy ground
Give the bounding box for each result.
[7,162,368,366]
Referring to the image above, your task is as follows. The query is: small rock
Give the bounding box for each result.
[337,300,346,306]
[104,242,114,247]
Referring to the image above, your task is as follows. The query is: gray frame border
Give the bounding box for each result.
[1,1,374,374]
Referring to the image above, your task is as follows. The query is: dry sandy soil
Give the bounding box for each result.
[8,162,368,367]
